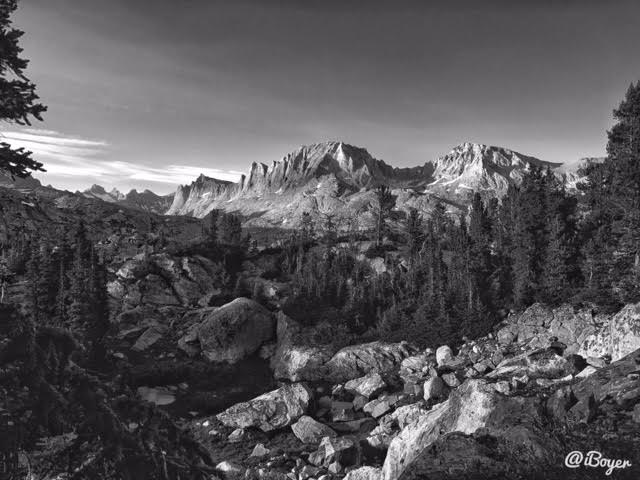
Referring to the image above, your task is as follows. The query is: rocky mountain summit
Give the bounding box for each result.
[167,141,568,228]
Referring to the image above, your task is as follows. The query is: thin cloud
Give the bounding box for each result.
[1,128,241,189]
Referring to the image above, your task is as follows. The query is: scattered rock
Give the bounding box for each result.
[216,461,244,479]
[228,428,247,443]
[441,372,461,388]
[343,466,382,480]
[345,372,387,399]
[250,443,270,458]
[633,404,640,423]
[309,437,359,468]
[132,324,165,351]
[291,416,337,444]
[576,365,598,378]
[363,395,400,418]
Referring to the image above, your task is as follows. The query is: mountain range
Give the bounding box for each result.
[82,184,174,214]
[166,141,585,228]
[1,141,595,227]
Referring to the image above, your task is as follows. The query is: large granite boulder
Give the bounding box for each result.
[382,379,545,480]
[609,303,640,361]
[216,383,312,432]
[323,341,418,383]
[271,312,336,381]
[197,298,275,363]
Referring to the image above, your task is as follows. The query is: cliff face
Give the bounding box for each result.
[167,174,237,217]
[165,141,570,227]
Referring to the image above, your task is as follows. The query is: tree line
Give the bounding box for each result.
[281,81,640,348]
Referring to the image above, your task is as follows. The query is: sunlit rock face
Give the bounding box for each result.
[165,141,568,228]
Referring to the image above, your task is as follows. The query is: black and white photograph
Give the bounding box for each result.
[1,1,640,478]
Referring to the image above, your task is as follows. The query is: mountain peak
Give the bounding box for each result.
[87,184,107,194]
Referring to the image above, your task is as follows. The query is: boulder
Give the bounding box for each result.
[610,303,640,361]
[363,394,401,418]
[571,347,640,406]
[215,461,244,479]
[309,437,360,468]
[249,443,270,458]
[435,346,453,367]
[323,341,418,383]
[271,312,335,381]
[487,348,576,380]
[345,372,387,399]
[344,466,382,480]
[132,324,166,351]
[441,372,461,388]
[140,274,181,305]
[382,379,544,480]
[291,416,337,444]
[423,376,446,401]
[197,297,275,363]
[216,383,312,432]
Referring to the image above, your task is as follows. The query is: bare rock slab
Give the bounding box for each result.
[217,383,312,432]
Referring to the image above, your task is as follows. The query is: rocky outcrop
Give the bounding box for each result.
[196,298,275,363]
[199,301,640,480]
[382,379,547,480]
[496,302,640,362]
[110,252,225,310]
[216,383,312,432]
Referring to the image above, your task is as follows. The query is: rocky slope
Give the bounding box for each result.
[166,141,565,228]
[173,301,640,480]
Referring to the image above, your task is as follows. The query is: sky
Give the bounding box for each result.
[3,0,640,194]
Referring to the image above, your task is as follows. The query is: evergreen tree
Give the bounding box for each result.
[300,211,315,245]
[405,208,424,264]
[0,250,13,304]
[581,81,640,304]
[206,209,220,244]
[67,221,92,328]
[217,212,242,246]
[88,246,109,364]
[0,0,47,178]
[372,185,396,247]
[467,193,494,311]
